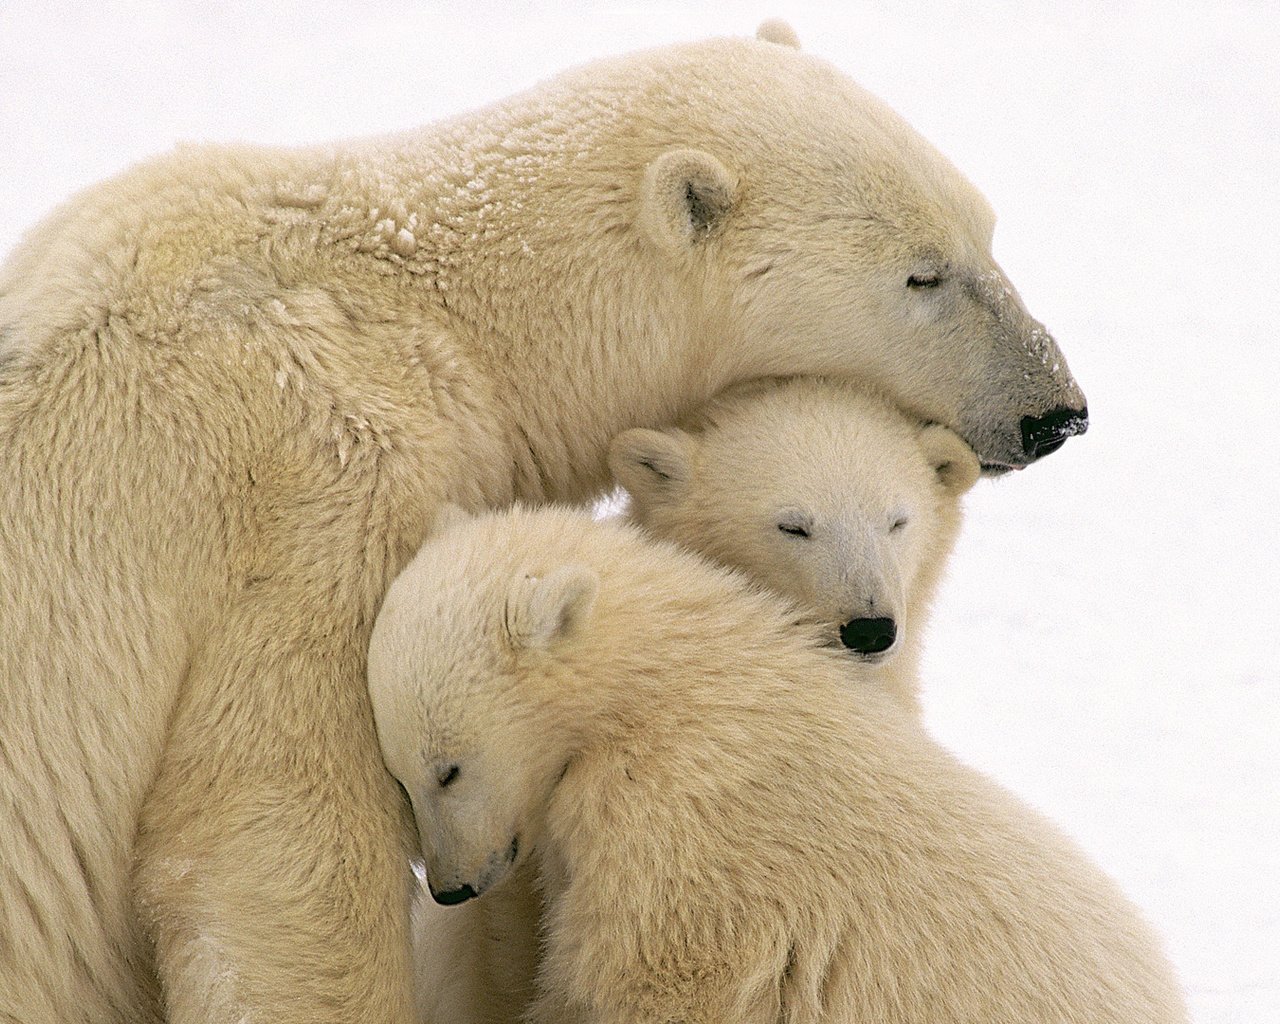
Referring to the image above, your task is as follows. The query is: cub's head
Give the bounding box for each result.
[367,508,598,906]
[609,381,979,659]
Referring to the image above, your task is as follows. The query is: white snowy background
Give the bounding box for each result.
[1,1,1276,1019]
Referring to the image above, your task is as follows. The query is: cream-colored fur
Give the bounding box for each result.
[372,505,1186,1024]
[1,21,1084,1023]
[411,380,978,1021]
[612,377,979,712]
[409,858,544,1024]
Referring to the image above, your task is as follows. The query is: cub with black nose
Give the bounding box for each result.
[609,377,980,711]
[372,505,1185,1024]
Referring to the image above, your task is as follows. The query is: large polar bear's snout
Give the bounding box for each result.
[943,265,1089,473]
[427,834,521,907]
[973,399,1089,476]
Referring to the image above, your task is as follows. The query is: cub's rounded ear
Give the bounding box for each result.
[432,502,474,536]
[756,19,801,48]
[608,428,693,506]
[919,424,981,496]
[506,565,599,650]
[639,148,738,255]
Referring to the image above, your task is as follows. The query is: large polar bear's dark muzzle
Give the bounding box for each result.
[1020,405,1090,463]
[958,270,1090,473]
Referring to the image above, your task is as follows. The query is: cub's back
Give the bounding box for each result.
[518,511,1184,1024]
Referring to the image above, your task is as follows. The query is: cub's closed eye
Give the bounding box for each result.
[890,517,909,532]
[438,764,460,788]
[778,523,811,538]
[907,273,941,289]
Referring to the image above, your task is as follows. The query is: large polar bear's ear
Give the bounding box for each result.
[639,149,738,256]
[608,428,692,507]
[505,565,599,650]
[919,424,981,496]
[756,19,801,49]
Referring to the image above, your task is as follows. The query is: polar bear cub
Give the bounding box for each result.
[412,380,977,1020]
[373,505,1186,1024]
[611,377,980,712]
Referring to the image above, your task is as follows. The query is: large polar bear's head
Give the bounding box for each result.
[616,23,1087,472]
[367,507,598,906]
[609,379,979,658]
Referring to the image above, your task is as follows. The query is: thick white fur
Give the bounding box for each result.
[372,506,1186,1024]
[611,377,980,712]
[412,380,978,1019]
[1,22,1082,1024]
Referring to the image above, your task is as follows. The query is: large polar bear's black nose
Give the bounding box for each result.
[840,617,896,655]
[1020,405,1089,461]
[431,883,478,906]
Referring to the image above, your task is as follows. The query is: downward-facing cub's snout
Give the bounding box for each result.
[1020,405,1089,462]
[840,616,897,656]
[425,833,521,908]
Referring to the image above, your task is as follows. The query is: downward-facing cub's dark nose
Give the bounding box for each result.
[840,617,896,655]
[431,883,478,907]
[1020,406,1089,461]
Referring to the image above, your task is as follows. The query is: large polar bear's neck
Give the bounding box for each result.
[329,88,726,507]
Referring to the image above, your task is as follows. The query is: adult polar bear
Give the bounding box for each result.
[0,21,1085,1024]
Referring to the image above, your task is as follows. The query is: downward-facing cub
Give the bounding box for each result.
[375,505,1185,1024]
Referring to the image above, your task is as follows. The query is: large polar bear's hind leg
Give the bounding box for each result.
[134,606,417,1023]
[0,317,210,1023]
[130,392,434,1021]
[0,203,433,1021]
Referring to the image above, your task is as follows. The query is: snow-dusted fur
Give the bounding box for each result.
[612,377,980,712]
[371,505,1186,1024]
[0,22,1083,1023]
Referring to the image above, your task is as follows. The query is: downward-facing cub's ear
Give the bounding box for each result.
[640,148,738,255]
[919,424,981,496]
[506,565,599,650]
[608,428,693,506]
[756,19,801,48]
